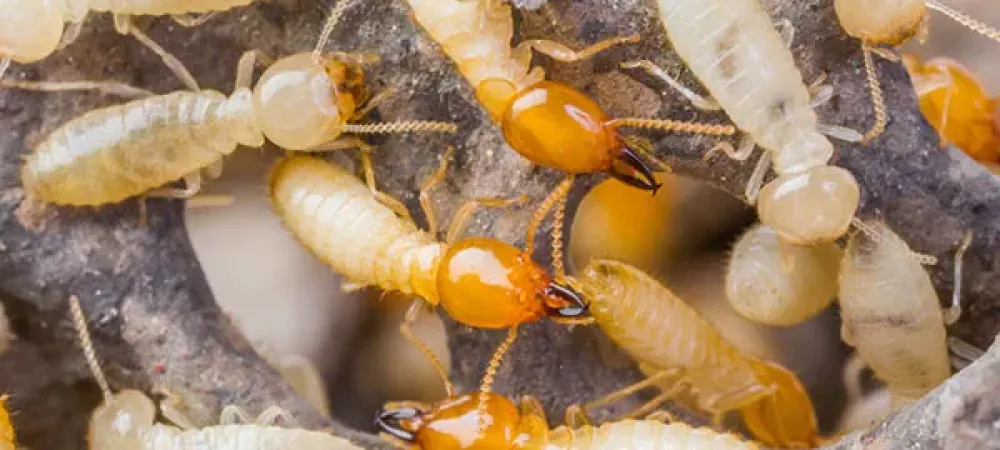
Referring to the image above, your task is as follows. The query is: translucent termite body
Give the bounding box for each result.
[402,0,736,193]
[903,55,1000,164]
[268,156,586,330]
[725,223,842,326]
[0,396,13,450]
[576,260,818,448]
[838,221,964,409]
[376,392,759,449]
[630,0,861,245]
[69,296,361,450]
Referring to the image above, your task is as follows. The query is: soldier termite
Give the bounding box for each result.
[622,0,864,246]
[835,0,1000,143]
[902,54,1000,164]
[402,0,736,209]
[725,223,842,326]
[68,296,362,450]
[268,154,589,397]
[16,0,455,213]
[376,392,760,449]
[573,260,819,448]
[0,395,13,450]
[0,0,261,86]
[838,220,973,409]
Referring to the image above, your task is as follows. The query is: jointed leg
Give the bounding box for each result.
[419,146,455,236]
[745,149,772,205]
[307,136,413,220]
[564,404,591,428]
[948,336,984,370]
[518,395,548,423]
[219,405,253,425]
[171,12,218,27]
[445,195,528,245]
[585,368,683,413]
[518,34,640,63]
[148,172,203,199]
[117,17,200,92]
[235,50,274,91]
[57,21,85,51]
[945,231,973,325]
[255,406,296,427]
[704,134,756,162]
[620,60,721,111]
[0,57,9,80]
[0,78,153,98]
[400,299,453,397]
[626,383,687,420]
[775,19,795,48]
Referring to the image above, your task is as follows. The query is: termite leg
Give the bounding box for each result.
[235,50,274,91]
[0,57,9,79]
[523,176,574,258]
[445,195,528,245]
[745,150,772,205]
[305,137,414,220]
[620,60,721,111]
[817,123,864,143]
[626,382,687,420]
[916,14,931,45]
[518,34,639,64]
[0,78,153,98]
[400,299,454,397]
[171,12,218,27]
[114,16,200,91]
[255,406,297,427]
[219,405,253,425]
[935,69,958,148]
[418,146,455,236]
[57,21,84,51]
[868,46,900,62]
[564,404,591,428]
[584,368,683,414]
[775,19,795,48]
[842,352,868,402]
[147,172,203,199]
[704,134,756,162]
[860,42,888,143]
[944,231,974,325]
[645,410,677,423]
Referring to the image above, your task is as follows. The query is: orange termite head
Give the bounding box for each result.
[740,359,819,448]
[496,80,662,193]
[323,56,371,116]
[436,237,589,329]
[376,394,523,449]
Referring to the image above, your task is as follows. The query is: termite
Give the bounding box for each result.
[68,295,362,450]
[573,259,818,448]
[0,0,259,87]
[838,220,973,409]
[376,392,760,449]
[834,0,1000,142]
[902,54,1000,164]
[17,0,455,213]
[621,0,864,246]
[0,395,13,450]
[402,0,736,206]
[725,223,842,326]
[268,154,589,397]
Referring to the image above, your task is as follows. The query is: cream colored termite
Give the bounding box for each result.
[622,0,865,246]
[725,223,842,326]
[838,220,973,409]
[0,0,264,86]
[69,296,361,450]
[834,0,1000,142]
[15,0,455,211]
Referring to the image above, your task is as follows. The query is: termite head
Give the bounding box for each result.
[499,80,659,191]
[88,390,156,450]
[757,165,860,245]
[0,0,65,63]
[740,359,819,448]
[253,53,366,151]
[376,394,523,449]
[436,237,589,329]
[834,0,926,46]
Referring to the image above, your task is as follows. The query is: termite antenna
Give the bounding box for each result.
[343,121,458,135]
[926,0,1000,44]
[607,118,736,136]
[524,176,574,259]
[860,42,888,143]
[946,231,974,325]
[850,218,938,265]
[69,296,113,401]
[313,0,359,61]
[478,326,519,428]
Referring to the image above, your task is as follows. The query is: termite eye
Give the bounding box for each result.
[543,282,588,317]
[375,407,421,442]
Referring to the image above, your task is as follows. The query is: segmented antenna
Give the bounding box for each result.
[608,118,736,136]
[313,0,359,61]
[926,0,1000,43]
[69,296,113,401]
[861,42,887,143]
[343,121,458,135]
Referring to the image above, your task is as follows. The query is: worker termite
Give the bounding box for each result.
[268,154,589,396]
[725,223,842,326]
[402,0,736,198]
[838,220,973,409]
[68,296,362,450]
[834,0,1000,142]
[573,259,818,448]
[17,0,455,212]
[903,54,1000,164]
[0,395,13,450]
[376,392,760,449]
[621,0,864,246]
[0,0,260,87]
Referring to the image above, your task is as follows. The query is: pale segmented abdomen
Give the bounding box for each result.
[403,0,543,92]
[269,157,443,302]
[542,420,759,450]
[143,424,361,450]
[839,221,950,409]
[83,0,257,15]
[656,0,831,173]
[21,89,261,205]
[578,260,764,411]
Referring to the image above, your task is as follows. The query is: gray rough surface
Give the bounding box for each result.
[0,0,998,448]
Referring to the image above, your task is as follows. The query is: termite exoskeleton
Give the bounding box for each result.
[725,223,842,326]
[402,0,736,209]
[902,54,1000,164]
[574,260,818,448]
[375,392,759,449]
[68,296,362,450]
[0,0,262,87]
[17,0,455,213]
[622,0,864,246]
[0,395,13,450]
[269,154,589,396]
[838,220,973,409]
[834,0,1000,142]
